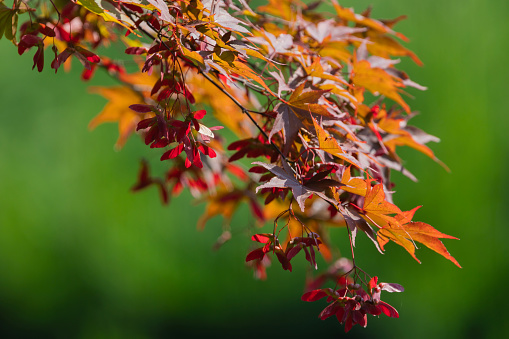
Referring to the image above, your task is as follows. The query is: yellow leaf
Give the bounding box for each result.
[180,45,206,69]
[332,1,392,33]
[88,86,149,149]
[218,60,275,95]
[362,184,401,227]
[197,190,244,230]
[312,116,361,168]
[384,135,449,170]
[116,0,155,11]
[391,134,435,157]
[363,31,423,66]
[378,220,461,267]
[76,0,134,31]
[257,0,294,21]
[318,83,357,105]
[319,41,352,64]
[377,112,407,136]
[352,60,410,113]
[340,166,367,196]
[305,58,348,85]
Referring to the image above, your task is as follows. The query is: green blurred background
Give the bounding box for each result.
[1,0,508,337]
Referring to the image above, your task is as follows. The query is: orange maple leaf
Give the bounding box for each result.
[340,166,368,196]
[361,30,423,66]
[361,184,401,227]
[377,219,461,268]
[88,86,150,149]
[384,134,449,170]
[352,60,410,113]
[197,190,242,230]
[311,116,362,168]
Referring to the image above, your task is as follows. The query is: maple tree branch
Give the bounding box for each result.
[6,0,461,334]
[195,72,269,117]
[198,71,293,163]
[121,7,292,163]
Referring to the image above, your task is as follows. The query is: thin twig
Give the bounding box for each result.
[121,6,293,164]
[201,72,291,163]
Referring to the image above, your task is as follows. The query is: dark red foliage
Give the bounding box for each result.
[18,34,44,72]
[302,276,401,332]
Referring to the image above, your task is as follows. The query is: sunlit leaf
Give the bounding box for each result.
[89,86,150,149]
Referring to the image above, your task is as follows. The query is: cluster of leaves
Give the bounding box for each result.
[2,0,460,332]
[302,275,404,332]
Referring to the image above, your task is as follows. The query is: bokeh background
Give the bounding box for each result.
[1,0,508,338]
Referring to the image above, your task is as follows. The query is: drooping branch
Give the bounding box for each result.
[3,0,461,334]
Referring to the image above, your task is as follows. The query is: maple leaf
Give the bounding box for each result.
[337,6,421,68]
[257,0,294,21]
[321,37,353,59]
[384,133,448,170]
[352,60,410,113]
[269,83,331,154]
[304,58,348,86]
[75,0,134,30]
[89,86,150,149]
[361,107,446,169]
[305,19,366,44]
[361,29,423,66]
[311,116,362,168]
[249,30,295,55]
[0,2,17,43]
[146,0,173,23]
[179,45,206,70]
[118,1,154,11]
[340,166,368,196]
[253,161,313,212]
[205,1,250,34]
[377,209,461,267]
[197,190,243,230]
[253,160,340,212]
[332,1,396,35]
[360,183,402,228]
[220,60,275,95]
[268,70,294,97]
[304,58,357,103]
